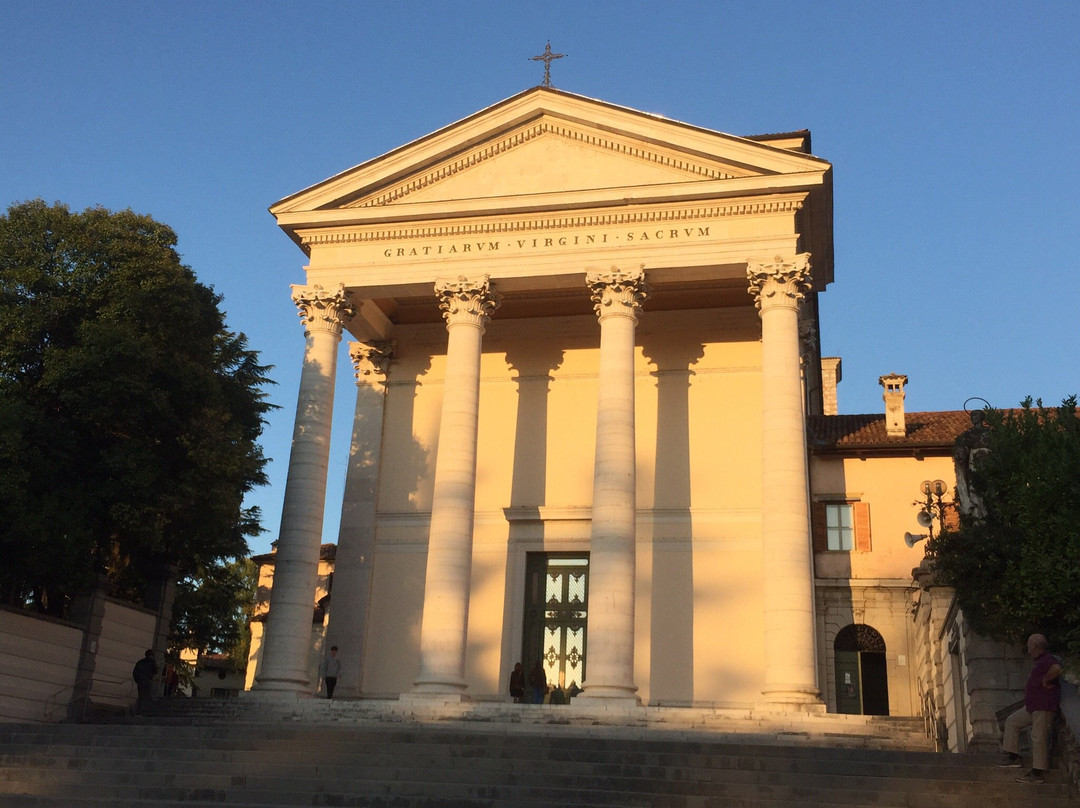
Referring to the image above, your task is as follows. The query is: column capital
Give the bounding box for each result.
[291,283,356,336]
[348,340,395,386]
[586,266,648,322]
[435,275,500,328]
[746,254,812,313]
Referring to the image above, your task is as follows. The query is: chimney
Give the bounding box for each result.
[879,373,908,437]
[820,357,842,415]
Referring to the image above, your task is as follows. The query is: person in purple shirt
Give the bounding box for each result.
[997,633,1063,783]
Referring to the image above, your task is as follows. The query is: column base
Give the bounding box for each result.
[579,681,640,704]
[410,675,469,699]
[399,692,470,706]
[758,685,825,713]
[241,687,312,704]
[574,693,642,709]
[249,675,313,698]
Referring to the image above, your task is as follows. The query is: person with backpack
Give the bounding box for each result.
[132,650,158,715]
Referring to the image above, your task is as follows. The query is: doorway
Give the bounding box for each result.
[522,553,589,692]
[834,623,889,715]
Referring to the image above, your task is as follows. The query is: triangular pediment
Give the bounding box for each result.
[272,88,830,221]
[340,117,757,209]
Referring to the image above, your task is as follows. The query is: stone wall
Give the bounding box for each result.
[1059,681,1080,796]
[0,596,156,723]
[957,620,1028,750]
[0,606,83,722]
[911,563,1028,752]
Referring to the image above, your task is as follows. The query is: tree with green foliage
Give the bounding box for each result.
[0,200,274,617]
[927,396,1080,659]
[170,557,258,665]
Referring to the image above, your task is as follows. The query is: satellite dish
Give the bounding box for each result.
[905,532,928,548]
[916,510,934,529]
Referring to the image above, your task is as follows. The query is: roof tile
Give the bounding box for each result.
[807,411,972,450]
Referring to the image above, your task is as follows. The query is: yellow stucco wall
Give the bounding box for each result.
[812,453,954,579]
[362,305,770,706]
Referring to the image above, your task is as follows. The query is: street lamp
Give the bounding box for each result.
[904,479,949,548]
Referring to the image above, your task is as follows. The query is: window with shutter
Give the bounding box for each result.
[825,503,853,551]
[814,500,872,552]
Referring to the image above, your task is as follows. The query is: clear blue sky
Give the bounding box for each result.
[3,2,1077,556]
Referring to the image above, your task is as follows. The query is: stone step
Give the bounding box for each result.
[0,745,1016,779]
[0,722,930,750]
[138,696,932,741]
[0,779,1074,808]
[0,738,1043,783]
[0,719,1073,808]
[0,729,951,770]
[0,718,935,754]
[0,756,1066,794]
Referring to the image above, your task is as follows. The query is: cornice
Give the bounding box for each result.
[347,120,743,209]
[299,198,804,248]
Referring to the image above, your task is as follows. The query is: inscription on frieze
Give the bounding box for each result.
[381,226,712,259]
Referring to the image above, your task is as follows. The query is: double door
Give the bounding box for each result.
[522,553,589,692]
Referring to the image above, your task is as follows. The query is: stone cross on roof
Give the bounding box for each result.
[530,41,566,88]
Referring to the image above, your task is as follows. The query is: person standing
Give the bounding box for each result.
[322,646,341,699]
[163,662,179,697]
[998,633,1062,783]
[528,659,547,704]
[132,650,158,715]
[508,662,525,703]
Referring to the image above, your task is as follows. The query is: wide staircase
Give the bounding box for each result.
[0,699,1075,807]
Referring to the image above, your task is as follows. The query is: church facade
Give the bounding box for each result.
[250,87,965,715]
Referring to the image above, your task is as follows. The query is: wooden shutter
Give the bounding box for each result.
[854,501,872,552]
[811,501,828,552]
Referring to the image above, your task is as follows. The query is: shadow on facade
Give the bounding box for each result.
[642,336,704,706]
[501,343,566,693]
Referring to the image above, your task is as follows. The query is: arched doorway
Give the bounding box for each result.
[834,623,889,715]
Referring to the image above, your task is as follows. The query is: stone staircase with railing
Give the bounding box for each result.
[0,698,1075,807]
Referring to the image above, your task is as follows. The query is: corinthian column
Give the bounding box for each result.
[746,255,822,708]
[412,275,500,697]
[255,284,354,695]
[581,267,647,702]
[324,340,394,698]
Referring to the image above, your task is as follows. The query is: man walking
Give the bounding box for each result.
[322,646,341,699]
[998,633,1062,783]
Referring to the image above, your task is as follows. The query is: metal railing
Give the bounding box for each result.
[43,673,136,722]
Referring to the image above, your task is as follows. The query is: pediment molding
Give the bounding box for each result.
[274,88,833,286]
[301,197,804,248]
[346,119,749,209]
